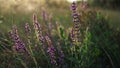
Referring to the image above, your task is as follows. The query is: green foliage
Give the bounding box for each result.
[0,3,120,68]
[89,0,120,9]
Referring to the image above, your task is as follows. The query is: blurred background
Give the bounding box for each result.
[0,0,120,32]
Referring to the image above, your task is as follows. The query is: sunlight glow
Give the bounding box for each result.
[67,0,87,2]
[67,0,79,2]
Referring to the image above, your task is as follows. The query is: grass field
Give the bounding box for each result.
[100,9,120,29]
[0,6,120,33]
[0,2,120,68]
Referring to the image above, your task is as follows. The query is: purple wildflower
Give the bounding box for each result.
[70,2,82,43]
[33,13,37,23]
[33,14,44,45]
[70,28,75,42]
[72,12,78,18]
[48,13,54,29]
[25,23,31,33]
[71,2,80,23]
[57,45,65,67]
[48,13,54,36]
[41,7,47,21]
[10,25,27,53]
[71,2,77,10]
[45,35,57,66]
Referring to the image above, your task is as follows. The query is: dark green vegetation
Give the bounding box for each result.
[88,0,120,9]
[0,1,120,68]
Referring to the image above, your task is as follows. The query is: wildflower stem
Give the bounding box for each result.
[41,48,51,67]
[18,58,28,68]
[27,36,39,68]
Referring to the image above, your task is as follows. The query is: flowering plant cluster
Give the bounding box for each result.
[2,1,118,68]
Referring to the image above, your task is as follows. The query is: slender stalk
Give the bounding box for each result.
[102,47,115,68]
[15,54,28,68]
[27,37,39,68]
[19,58,28,68]
[41,48,51,67]
[25,23,39,68]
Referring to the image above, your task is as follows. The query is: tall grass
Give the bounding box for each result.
[0,1,120,68]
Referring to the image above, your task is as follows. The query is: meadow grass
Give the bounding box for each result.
[99,9,120,30]
[0,2,120,68]
[0,7,120,34]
